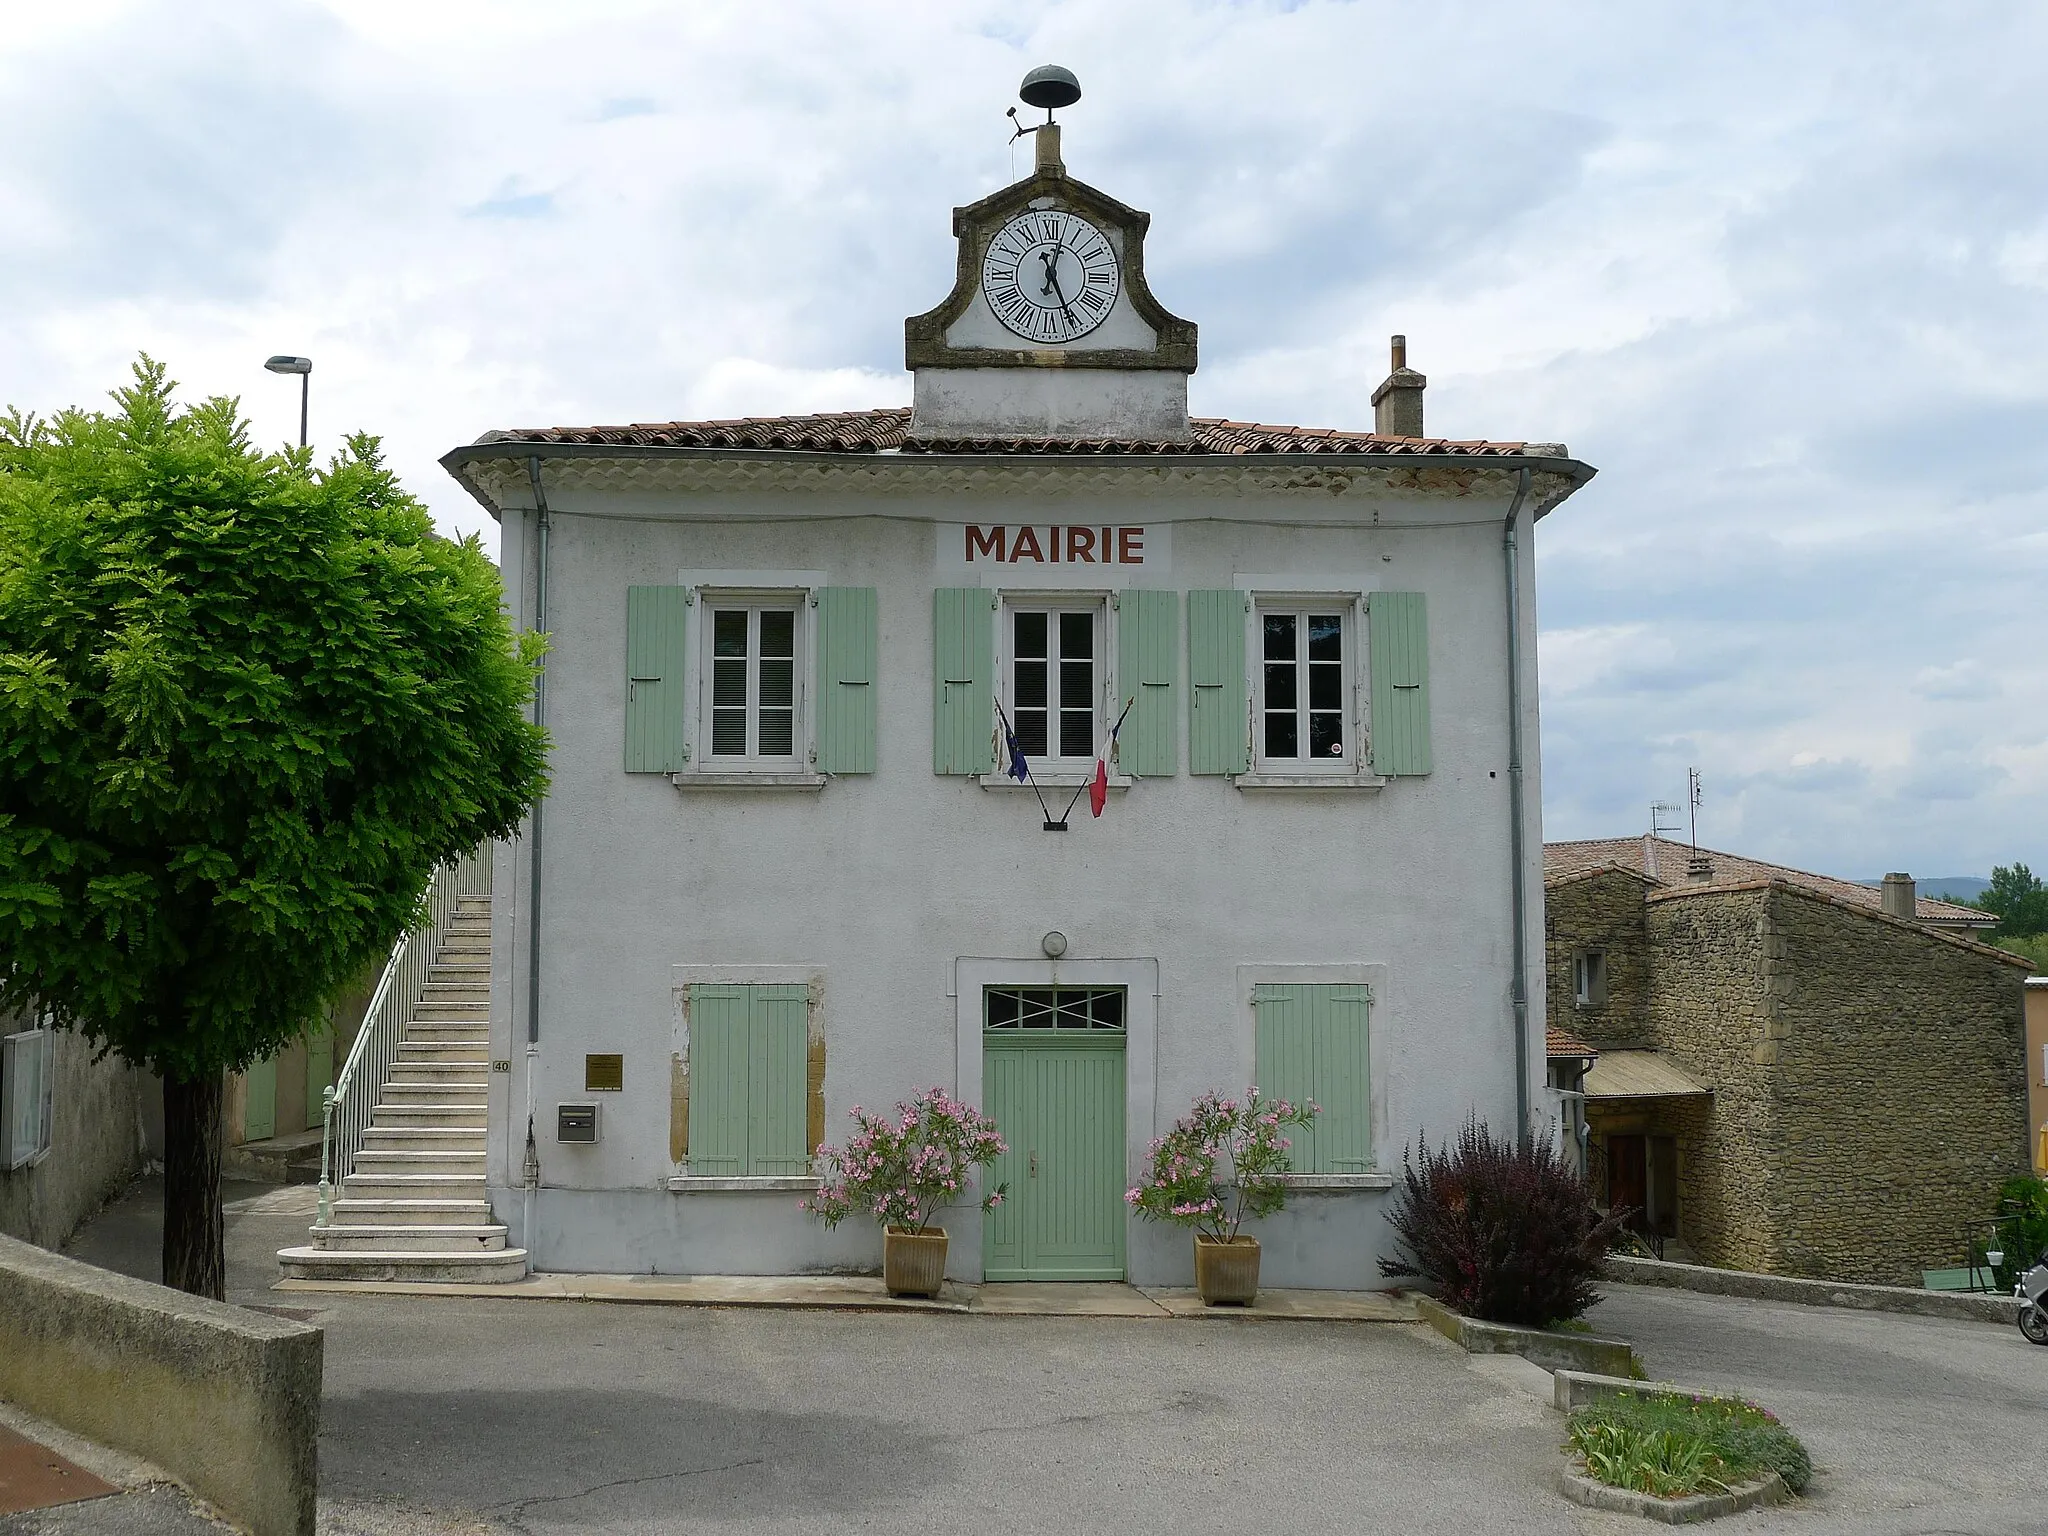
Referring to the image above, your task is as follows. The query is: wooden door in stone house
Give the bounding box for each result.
[1607,1133,1646,1224]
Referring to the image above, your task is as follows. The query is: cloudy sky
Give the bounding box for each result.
[6,1,2045,880]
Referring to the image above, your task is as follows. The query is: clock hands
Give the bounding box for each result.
[1038,245,1078,329]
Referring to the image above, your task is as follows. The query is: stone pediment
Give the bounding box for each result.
[904,160,1197,374]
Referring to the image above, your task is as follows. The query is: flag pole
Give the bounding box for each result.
[1061,695,1137,824]
[992,695,1061,829]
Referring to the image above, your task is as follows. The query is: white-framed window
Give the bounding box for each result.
[1,1024,55,1172]
[1002,597,1104,764]
[701,599,804,767]
[1254,600,1356,771]
[1574,949,1608,1008]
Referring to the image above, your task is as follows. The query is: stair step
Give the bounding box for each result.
[329,1199,493,1225]
[362,1127,487,1149]
[430,962,490,977]
[379,1084,487,1104]
[389,1062,490,1080]
[352,1152,486,1176]
[410,1004,488,1021]
[398,1050,489,1068]
[340,1174,488,1201]
[372,1105,488,1127]
[277,1246,528,1284]
[311,1223,508,1253]
[403,1029,490,1046]
[422,983,490,1002]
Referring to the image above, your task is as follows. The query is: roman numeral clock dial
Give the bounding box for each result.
[980,210,1120,345]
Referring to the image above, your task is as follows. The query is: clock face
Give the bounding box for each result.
[980,210,1120,344]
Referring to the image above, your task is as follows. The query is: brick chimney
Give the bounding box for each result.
[1686,853,1715,883]
[1881,872,1916,920]
[1372,335,1427,437]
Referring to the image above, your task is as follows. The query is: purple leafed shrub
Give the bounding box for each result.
[1378,1118,1626,1328]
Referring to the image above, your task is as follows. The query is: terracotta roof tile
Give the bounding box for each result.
[480,407,1538,458]
[1547,1024,1598,1059]
[1542,836,1991,926]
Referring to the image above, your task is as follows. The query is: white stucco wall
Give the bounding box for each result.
[482,464,1551,1287]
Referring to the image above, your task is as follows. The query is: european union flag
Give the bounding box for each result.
[1004,723,1030,782]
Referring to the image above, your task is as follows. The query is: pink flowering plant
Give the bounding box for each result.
[1125,1088,1319,1242]
[802,1088,1007,1235]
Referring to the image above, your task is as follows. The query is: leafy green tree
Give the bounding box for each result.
[1969,863,2048,939]
[0,359,547,1298]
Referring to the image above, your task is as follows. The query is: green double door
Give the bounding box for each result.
[982,1032,1127,1281]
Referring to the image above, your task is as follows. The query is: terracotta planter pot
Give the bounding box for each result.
[884,1225,949,1298]
[1194,1234,1261,1305]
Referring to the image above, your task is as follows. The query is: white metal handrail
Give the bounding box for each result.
[316,844,493,1227]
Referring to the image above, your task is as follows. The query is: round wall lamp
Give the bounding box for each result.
[1041,931,1068,958]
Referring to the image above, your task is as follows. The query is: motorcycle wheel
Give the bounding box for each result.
[2021,1303,2048,1347]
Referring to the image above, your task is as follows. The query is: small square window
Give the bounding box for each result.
[1255,603,1352,769]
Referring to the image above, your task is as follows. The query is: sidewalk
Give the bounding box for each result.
[275,1269,1418,1321]
[0,1399,229,1535]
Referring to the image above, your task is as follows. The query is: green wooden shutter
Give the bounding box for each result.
[816,587,878,773]
[688,984,811,1176]
[625,585,689,773]
[933,587,996,775]
[687,986,750,1174]
[1254,983,1372,1174]
[1369,591,1432,776]
[1187,590,1248,775]
[243,1056,276,1142]
[1116,590,1178,777]
[747,985,811,1174]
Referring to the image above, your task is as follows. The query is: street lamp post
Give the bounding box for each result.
[264,355,313,448]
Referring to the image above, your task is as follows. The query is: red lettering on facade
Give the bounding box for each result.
[965,525,1006,562]
[1118,527,1145,564]
[1067,527,1096,562]
[1011,526,1045,563]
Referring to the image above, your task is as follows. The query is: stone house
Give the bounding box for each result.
[2028,977,2047,1173]
[277,109,1598,1286]
[1544,839,2031,1285]
[0,1003,152,1248]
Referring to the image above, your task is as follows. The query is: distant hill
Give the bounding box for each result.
[1856,876,1990,904]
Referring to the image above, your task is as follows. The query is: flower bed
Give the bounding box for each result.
[1566,1391,1811,1500]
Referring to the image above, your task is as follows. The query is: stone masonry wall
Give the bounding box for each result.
[1765,888,2029,1285]
[1641,886,1780,1274]
[1544,869,1654,1050]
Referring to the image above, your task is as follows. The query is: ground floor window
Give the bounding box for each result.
[1252,982,1371,1172]
[686,984,811,1175]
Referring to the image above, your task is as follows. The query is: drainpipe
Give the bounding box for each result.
[522,456,552,1254]
[1502,466,1534,1146]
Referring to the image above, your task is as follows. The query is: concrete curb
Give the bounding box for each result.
[1558,1467,1788,1523]
[1605,1254,2025,1324]
[0,1232,321,1536]
[273,1272,1419,1322]
[1413,1294,1643,1376]
[1552,1368,1754,1413]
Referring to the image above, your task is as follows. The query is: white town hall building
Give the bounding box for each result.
[288,91,1593,1288]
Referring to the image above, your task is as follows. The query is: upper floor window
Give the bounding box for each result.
[1573,949,1608,1008]
[1257,605,1350,768]
[707,603,801,763]
[1007,602,1100,762]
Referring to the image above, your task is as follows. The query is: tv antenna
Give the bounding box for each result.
[1650,800,1683,838]
[1007,63,1081,141]
[1687,767,1703,848]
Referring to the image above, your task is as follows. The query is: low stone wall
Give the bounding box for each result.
[1607,1253,2023,1324]
[1413,1294,1642,1376]
[0,1232,321,1536]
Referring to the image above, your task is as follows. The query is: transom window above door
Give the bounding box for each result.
[985,987,1126,1031]
[1258,606,1350,766]
[709,605,800,761]
[1008,604,1100,760]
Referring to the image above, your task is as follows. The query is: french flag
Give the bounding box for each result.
[1088,698,1137,817]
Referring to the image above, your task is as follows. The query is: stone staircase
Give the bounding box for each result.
[278,895,527,1283]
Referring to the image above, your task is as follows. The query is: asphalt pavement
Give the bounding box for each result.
[15,1175,2047,1535]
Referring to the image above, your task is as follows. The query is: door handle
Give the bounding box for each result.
[1030,1151,1038,1179]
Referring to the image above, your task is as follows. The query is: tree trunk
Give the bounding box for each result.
[163,1072,225,1300]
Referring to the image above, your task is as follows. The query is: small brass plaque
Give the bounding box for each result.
[584,1053,624,1092]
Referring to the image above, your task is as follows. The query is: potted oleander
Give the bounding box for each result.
[1126,1088,1318,1305]
[803,1088,1007,1298]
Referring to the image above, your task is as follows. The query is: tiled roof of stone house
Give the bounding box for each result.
[1546,1024,1598,1059]
[1643,875,2032,968]
[478,406,1543,458]
[1544,835,1990,928]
